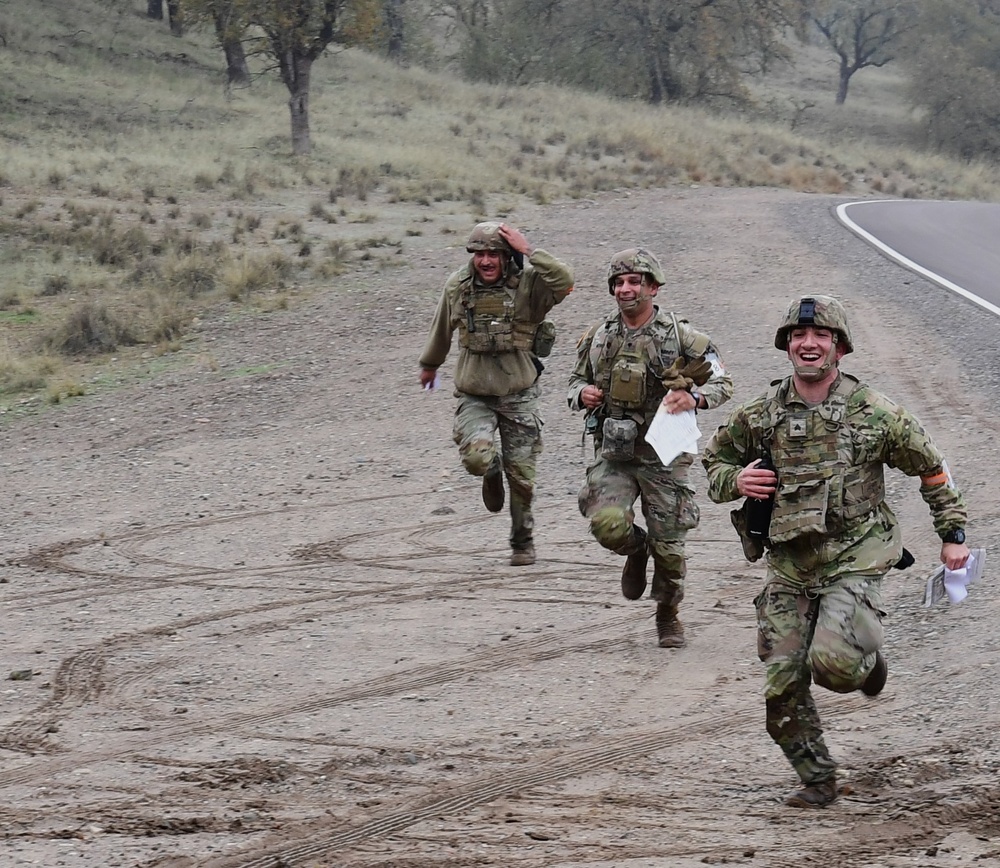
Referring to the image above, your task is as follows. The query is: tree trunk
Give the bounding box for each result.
[147,0,163,20]
[385,0,405,62]
[836,61,851,104]
[648,53,665,104]
[214,14,251,86]
[287,56,314,156]
[166,0,183,36]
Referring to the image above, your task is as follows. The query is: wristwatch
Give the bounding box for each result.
[942,528,966,544]
[689,388,702,411]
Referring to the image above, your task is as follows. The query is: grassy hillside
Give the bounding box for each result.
[1,0,998,413]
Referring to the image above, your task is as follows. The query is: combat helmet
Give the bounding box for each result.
[606,248,666,295]
[466,221,511,253]
[774,295,854,354]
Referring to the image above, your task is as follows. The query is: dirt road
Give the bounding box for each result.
[2,186,998,867]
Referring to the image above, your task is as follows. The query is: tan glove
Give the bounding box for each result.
[661,355,713,391]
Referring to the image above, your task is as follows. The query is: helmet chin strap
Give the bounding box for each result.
[617,283,654,313]
[792,342,839,382]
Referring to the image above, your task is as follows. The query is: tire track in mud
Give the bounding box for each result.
[3,493,597,610]
[149,739,1000,868]
[0,613,641,783]
[148,701,882,868]
[0,546,609,754]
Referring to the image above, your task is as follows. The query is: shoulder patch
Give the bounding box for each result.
[577,322,601,349]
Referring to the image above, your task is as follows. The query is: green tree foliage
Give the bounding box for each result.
[807,0,917,104]
[904,0,1000,159]
[181,0,385,154]
[433,0,806,104]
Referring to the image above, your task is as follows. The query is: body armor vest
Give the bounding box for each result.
[457,276,537,354]
[756,375,885,544]
[591,311,683,422]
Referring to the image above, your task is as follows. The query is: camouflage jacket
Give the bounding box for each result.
[702,372,968,582]
[419,249,573,397]
[568,306,733,462]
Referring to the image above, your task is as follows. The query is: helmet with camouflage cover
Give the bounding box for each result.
[606,247,666,295]
[774,295,854,354]
[466,221,512,253]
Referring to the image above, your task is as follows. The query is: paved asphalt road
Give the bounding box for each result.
[834,200,1000,318]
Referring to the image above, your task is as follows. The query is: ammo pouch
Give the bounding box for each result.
[767,478,830,544]
[601,417,638,461]
[731,503,765,563]
[532,319,556,358]
[609,357,647,411]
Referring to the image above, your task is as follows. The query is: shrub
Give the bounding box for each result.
[42,302,139,356]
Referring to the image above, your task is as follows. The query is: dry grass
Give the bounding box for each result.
[1,1,999,415]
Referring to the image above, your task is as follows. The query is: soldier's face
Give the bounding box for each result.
[473,250,506,284]
[788,326,846,373]
[613,273,658,316]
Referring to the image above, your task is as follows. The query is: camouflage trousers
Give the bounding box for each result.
[452,383,542,550]
[755,572,886,785]
[577,454,700,606]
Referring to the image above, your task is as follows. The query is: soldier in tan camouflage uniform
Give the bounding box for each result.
[702,295,970,808]
[419,222,574,566]
[568,248,733,647]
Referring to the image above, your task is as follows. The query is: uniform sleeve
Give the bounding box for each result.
[879,403,968,537]
[526,249,574,315]
[702,405,755,503]
[678,322,734,410]
[418,286,455,370]
[567,325,597,411]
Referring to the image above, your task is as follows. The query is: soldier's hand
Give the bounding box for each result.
[941,542,971,571]
[580,385,604,410]
[419,368,438,389]
[737,459,778,499]
[498,224,534,257]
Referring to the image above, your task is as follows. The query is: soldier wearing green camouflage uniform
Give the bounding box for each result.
[702,295,970,808]
[568,248,733,647]
[420,222,574,566]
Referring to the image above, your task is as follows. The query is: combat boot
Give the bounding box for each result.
[482,457,505,513]
[785,778,838,808]
[620,527,648,600]
[655,603,685,648]
[510,545,536,566]
[861,650,888,697]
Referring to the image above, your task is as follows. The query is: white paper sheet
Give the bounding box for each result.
[922,548,986,607]
[644,405,701,467]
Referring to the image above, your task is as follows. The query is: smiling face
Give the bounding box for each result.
[612,272,658,320]
[472,250,506,285]
[787,325,846,384]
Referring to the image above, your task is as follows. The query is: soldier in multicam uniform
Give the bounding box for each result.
[419,222,574,566]
[702,295,970,808]
[568,248,733,647]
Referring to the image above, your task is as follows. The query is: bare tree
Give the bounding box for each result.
[250,0,348,155]
[166,0,185,34]
[809,0,917,104]
[384,0,405,61]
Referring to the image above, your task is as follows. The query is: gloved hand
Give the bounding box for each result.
[661,356,713,391]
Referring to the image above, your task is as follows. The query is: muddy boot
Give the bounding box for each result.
[785,778,838,808]
[860,650,887,697]
[482,456,504,513]
[510,545,536,566]
[655,603,685,648]
[620,527,648,600]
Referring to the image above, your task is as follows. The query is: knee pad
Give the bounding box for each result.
[460,439,495,477]
[810,652,856,695]
[589,506,632,550]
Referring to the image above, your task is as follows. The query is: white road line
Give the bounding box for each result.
[835,200,1000,318]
